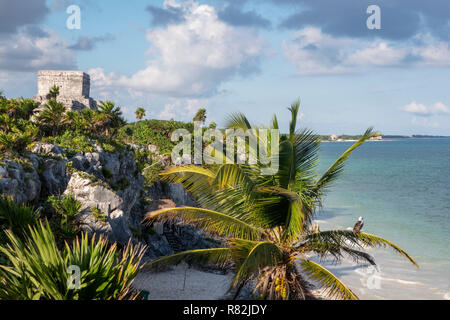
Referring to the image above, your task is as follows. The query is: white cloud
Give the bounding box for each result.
[282,27,353,75]
[0,30,76,72]
[94,0,265,97]
[158,98,208,120]
[345,42,406,66]
[411,33,450,67]
[403,101,450,116]
[283,28,450,75]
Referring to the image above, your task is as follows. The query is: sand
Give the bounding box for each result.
[133,263,235,300]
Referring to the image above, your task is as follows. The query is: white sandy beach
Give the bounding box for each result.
[133,263,235,300]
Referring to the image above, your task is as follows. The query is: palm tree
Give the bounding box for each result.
[135,107,146,120]
[47,85,60,99]
[98,100,124,136]
[193,108,207,123]
[36,98,66,135]
[144,100,418,300]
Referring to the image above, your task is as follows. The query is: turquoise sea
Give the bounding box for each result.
[315,138,450,300]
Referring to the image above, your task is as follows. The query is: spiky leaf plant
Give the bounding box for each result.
[0,221,146,300]
[0,196,39,242]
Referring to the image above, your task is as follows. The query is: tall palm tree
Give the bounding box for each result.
[36,98,66,135]
[98,100,124,136]
[193,108,207,123]
[144,100,418,300]
[135,107,146,120]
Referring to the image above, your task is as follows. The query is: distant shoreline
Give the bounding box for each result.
[320,135,450,142]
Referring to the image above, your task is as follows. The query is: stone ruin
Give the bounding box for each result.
[33,70,97,111]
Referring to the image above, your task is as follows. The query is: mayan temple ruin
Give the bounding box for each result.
[33,70,97,111]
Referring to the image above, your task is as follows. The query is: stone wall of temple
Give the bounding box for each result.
[33,70,97,111]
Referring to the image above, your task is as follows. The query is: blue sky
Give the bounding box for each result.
[1,0,450,135]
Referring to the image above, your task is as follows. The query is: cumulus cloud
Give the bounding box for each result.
[0,30,76,72]
[283,27,450,75]
[0,0,49,35]
[147,0,271,29]
[277,0,450,41]
[95,0,265,97]
[158,98,208,120]
[403,102,450,116]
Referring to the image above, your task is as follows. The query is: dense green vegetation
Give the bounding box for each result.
[0,88,193,300]
[118,119,193,155]
[0,88,418,300]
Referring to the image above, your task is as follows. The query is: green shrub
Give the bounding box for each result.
[0,123,38,156]
[47,194,82,242]
[48,130,94,156]
[142,162,163,187]
[118,119,193,154]
[0,221,146,300]
[0,196,39,242]
[90,206,107,222]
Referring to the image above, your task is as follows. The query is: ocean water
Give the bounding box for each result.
[313,138,450,300]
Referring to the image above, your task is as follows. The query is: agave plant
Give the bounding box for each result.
[0,221,146,300]
[144,100,418,300]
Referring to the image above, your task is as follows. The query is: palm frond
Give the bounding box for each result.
[231,240,284,286]
[277,139,295,188]
[271,115,279,130]
[213,164,255,196]
[298,259,358,300]
[299,240,376,266]
[159,165,215,199]
[288,100,300,139]
[313,127,375,197]
[306,230,418,267]
[144,207,263,240]
[225,112,252,130]
[292,129,320,181]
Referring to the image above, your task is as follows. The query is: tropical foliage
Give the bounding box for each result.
[135,107,146,120]
[46,194,82,243]
[0,196,40,243]
[144,100,418,300]
[118,119,193,154]
[37,98,67,136]
[0,221,146,300]
[193,108,207,123]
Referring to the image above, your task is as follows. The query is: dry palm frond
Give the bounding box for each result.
[298,259,358,300]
